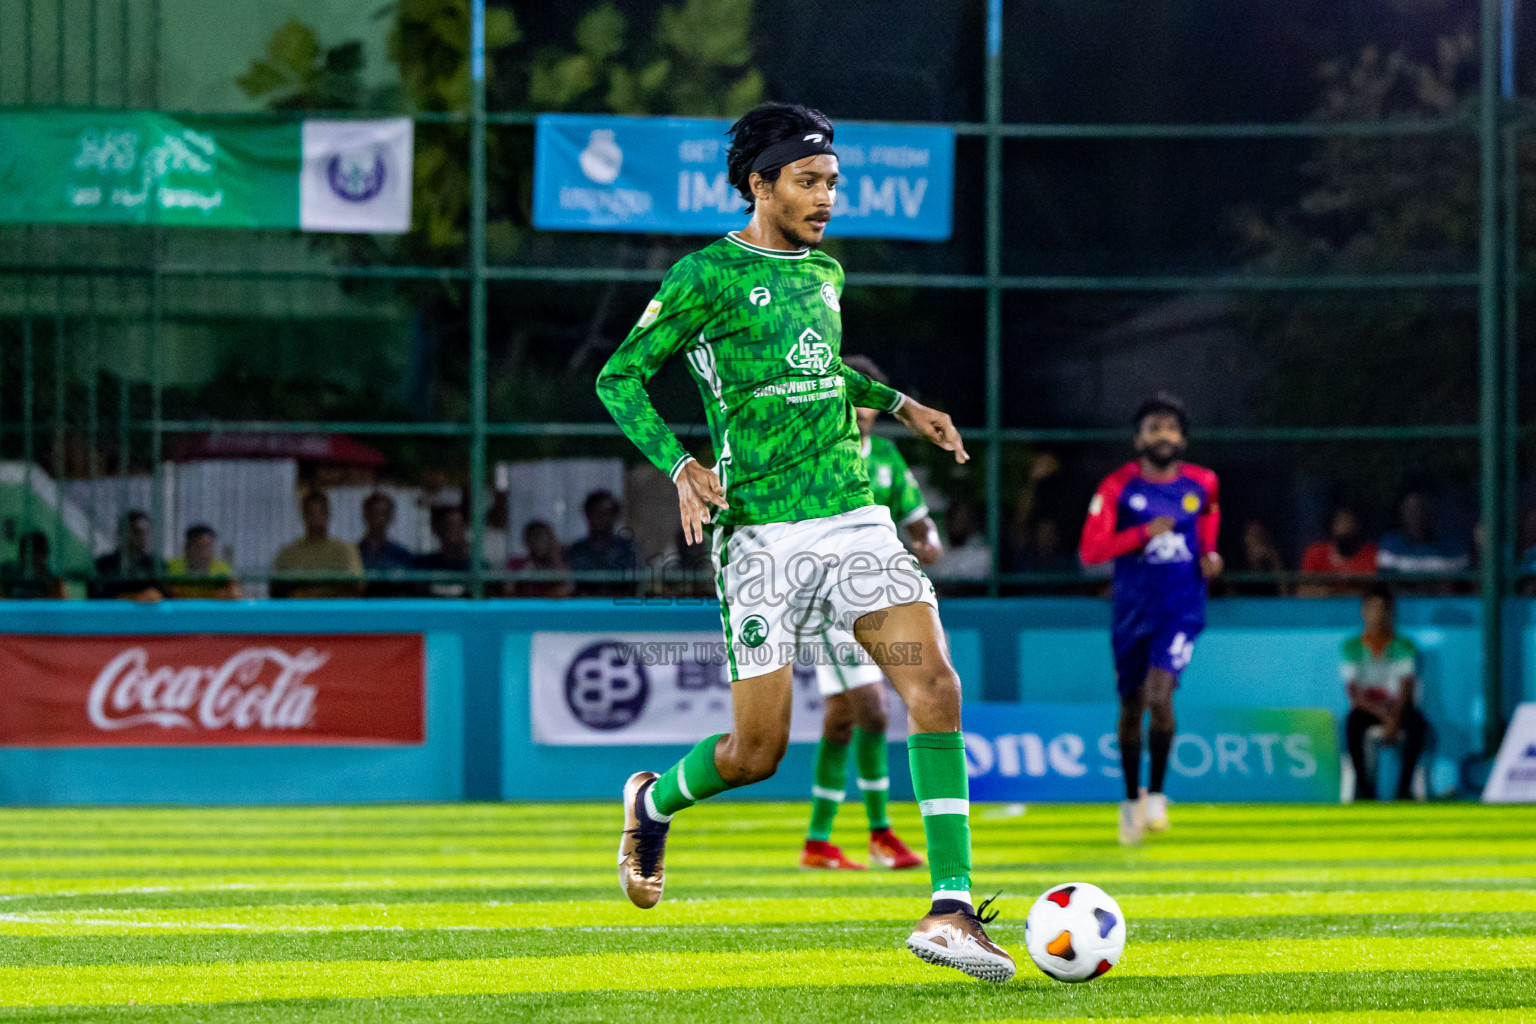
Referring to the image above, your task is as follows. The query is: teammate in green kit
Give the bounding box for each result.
[799,354,939,873]
[598,103,1015,982]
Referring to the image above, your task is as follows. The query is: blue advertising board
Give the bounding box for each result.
[964,702,1341,803]
[533,114,954,240]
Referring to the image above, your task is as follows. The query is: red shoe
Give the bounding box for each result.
[869,827,923,870]
[800,839,867,870]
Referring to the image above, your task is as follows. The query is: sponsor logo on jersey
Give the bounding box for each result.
[638,299,662,328]
[820,281,841,312]
[1128,493,1148,512]
[739,615,770,648]
[748,286,772,307]
[1182,492,1201,513]
[785,327,834,373]
[1143,530,1193,564]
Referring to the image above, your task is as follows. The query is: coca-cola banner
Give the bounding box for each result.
[0,634,424,747]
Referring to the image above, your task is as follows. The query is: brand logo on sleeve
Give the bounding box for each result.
[638,299,662,328]
[820,282,841,312]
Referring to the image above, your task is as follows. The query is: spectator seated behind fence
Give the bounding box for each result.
[165,524,238,599]
[1298,506,1378,596]
[930,497,992,582]
[1,531,66,600]
[271,490,363,598]
[507,520,575,598]
[358,491,416,597]
[415,505,486,598]
[1342,583,1428,801]
[1378,491,1470,576]
[1226,519,1288,597]
[89,510,165,601]
[565,489,641,596]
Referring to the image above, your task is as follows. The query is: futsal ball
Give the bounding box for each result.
[1023,882,1127,982]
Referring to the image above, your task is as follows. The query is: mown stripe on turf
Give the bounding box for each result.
[975,1012,1536,1024]
[1,889,1532,936]
[1,937,1535,1007]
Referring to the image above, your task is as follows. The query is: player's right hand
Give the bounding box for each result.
[1146,516,1176,537]
[677,459,728,546]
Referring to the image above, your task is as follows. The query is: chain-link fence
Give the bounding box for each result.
[0,0,1530,738]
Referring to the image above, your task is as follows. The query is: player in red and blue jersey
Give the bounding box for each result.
[1078,393,1222,845]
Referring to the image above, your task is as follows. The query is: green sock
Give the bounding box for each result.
[650,733,731,818]
[853,727,890,831]
[907,731,972,900]
[806,737,849,841]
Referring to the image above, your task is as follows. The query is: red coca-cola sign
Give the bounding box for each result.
[0,634,424,746]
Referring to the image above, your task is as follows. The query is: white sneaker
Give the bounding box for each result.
[1142,792,1170,833]
[1118,799,1143,846]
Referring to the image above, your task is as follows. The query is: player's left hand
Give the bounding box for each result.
[895,397,968,463]
[1201,552,1224,579]
[909,538,942,565]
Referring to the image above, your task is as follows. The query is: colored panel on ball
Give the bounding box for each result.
[1094,907,1118,938]
[1046,930,1076,960]
[1047,886,1076,908]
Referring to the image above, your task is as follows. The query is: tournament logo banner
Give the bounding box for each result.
[0,634,424,746]
[533,114,954,240]
[965,702,1341,803]
[0,110,411,232]
[529,631,910,746]
[1483,702,1536,803]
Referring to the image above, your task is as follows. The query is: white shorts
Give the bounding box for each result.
[798,631,885,697]
[711,504,937,683]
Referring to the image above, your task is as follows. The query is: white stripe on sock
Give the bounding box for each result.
[643,787,673,824]
[811,785,845,803]
[933,888,972,907]
[918,798,969,817]
[856,777,890,791]
[676,766,696,803]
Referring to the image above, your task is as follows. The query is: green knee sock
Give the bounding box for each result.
[907,731,972,901]
[806,737,849,841]
[853,727,890,831]
[650,733,731,818]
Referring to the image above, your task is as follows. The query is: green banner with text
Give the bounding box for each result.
[0,111,412,233]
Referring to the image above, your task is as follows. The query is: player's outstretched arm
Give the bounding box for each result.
[675,459,728,546]
[893,397,969,464]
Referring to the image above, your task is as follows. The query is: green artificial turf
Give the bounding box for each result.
[0,802,1530,1021]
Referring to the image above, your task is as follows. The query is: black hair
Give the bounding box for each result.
[301,489,328,508]
[185,523,215,542]
[363,491,394,512]
[123,509,149,527]
[726,103,835,213]
[584,489,618,516]
[842,354,889,386]
[1363,581,1395,607]
[1133,391,1190,434]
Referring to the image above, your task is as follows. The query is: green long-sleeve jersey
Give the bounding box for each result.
[596,232,903,527]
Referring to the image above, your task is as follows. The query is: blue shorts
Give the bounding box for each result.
[1113,619,1202,697]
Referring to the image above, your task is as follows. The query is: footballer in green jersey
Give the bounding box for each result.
[601,103,1015,982]
[800,355,942,874]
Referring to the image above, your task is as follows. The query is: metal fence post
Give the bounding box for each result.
[1479,0,1506,753]
[468,0,489,599]
[984,0,1004,599]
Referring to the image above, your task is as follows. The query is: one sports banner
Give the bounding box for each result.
[1483,702,1536,803]
[964,702,1341,803]
[0,110,411,232]
[0,634,425,746]
[532,114,954,240]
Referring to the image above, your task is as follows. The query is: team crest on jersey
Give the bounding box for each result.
[1182,492,1201,513]
[786,327,833,373]
[820,282,841,312]
[1143,530,1193,564]
[739,615,769,648]
[749,286,772,307]
[637,299,662,328]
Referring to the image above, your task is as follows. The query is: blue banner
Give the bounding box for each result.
[533,114,954,240]
[964,703,1341,803]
